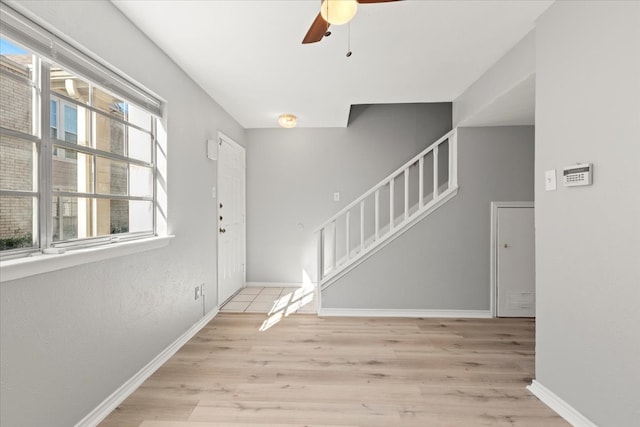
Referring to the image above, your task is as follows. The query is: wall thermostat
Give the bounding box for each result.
[563,163,592,187]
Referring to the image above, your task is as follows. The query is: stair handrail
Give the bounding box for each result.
[314,128,457,233]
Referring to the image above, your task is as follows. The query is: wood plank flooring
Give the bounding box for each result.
[99,314,567,427]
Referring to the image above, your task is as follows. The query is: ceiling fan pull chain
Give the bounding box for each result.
[325,0,332,37]
[346,22,353,57]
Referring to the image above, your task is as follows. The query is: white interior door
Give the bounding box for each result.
[496,206,535,317]
[217,134,245,304]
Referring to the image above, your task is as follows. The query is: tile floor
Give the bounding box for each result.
[220,286,317,315]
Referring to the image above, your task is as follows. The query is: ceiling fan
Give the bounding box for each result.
[302,0,402,44]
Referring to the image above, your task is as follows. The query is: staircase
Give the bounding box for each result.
[316,128,459,289]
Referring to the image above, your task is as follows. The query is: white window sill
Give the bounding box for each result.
[0,235,174,283]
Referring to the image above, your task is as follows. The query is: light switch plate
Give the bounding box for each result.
[333,192,340,202]
[545,170,557,191]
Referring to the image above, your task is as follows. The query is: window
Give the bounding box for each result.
[0,7,163,259]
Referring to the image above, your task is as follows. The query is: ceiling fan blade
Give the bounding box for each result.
[357,0,402,3]
[302,12,330,44]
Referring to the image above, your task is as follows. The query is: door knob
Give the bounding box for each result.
[219,228,226,233]
[503,243,509,248]
[219,202,223,209]
[219,216,223,221]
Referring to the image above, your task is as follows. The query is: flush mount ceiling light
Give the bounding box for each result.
[278,114,297,128]
[320,0,358,25]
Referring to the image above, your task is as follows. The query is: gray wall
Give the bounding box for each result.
[246,103,451,283]
[453,30,535,127]
[0,1,244,426]
[322,126,534,310]
[534,2,640,425]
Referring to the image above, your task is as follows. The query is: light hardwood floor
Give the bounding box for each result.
[100,314,567,427]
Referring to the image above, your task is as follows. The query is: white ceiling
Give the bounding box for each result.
[112,0,552,129]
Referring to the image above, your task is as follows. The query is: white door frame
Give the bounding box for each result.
[217,131,246,305]
[490,201,534,317]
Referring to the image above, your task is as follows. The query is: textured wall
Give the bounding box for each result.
[534,1,640,425]
[322,126,534,310]
[246,103,452,284]
[0,1,245,426]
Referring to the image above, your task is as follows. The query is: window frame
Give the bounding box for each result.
[0,50,40,258]
[0,3,164,261]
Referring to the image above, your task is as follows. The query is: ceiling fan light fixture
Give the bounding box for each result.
[320,0,358,25]
[278,113,297,128]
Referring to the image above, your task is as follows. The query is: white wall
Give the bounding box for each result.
[0,1,244,426]
[535,1,640,425]
[322,126,535,310]
[245,103,451,284]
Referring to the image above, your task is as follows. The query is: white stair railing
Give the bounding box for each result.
[316,128,458,287]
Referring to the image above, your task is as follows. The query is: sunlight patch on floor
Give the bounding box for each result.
[221,285,318,331]
[260,285,316,331]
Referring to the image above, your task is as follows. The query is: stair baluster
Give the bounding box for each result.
[316,128,459,288]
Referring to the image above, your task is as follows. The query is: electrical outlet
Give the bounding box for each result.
[194,286,201,300]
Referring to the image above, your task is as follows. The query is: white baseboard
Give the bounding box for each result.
[527,380,597,427]
[75,307,219,427]
[246,281,311,288]
[318,308,492,318]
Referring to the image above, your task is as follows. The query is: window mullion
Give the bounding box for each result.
[152,119,157,237]
[125,123,131,198]
[52,191,151,202]
[0,127,41,143]
[51,139,153,167]
[0,67,37,87]
[0,190,38,197]
[90,84,96,195]
[49,92,152,135]
[39,61,53,249]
